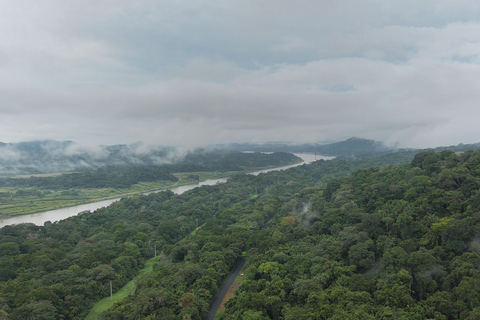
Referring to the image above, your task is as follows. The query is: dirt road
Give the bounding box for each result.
[204,258,246,320]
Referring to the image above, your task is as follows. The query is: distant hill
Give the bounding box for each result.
[431,142,480,153]
[2,138,480,176]
[1,138,389,176]
[315,137,389,156]
[0,140,176,176]
[223,137,390,156]
[0,140,304,176]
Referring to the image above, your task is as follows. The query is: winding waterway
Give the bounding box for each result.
[0,153,332,228]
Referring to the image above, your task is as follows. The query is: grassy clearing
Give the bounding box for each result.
[0,187,122,217]
[85,256,161,320]
[0,171,237,218]
[0,178,183,218]
[85,281,136,320]
[0,163,299,218]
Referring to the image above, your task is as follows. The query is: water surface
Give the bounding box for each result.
[0,153,332,228]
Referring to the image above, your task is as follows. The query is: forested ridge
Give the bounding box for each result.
[0,138,390,176]
[0,151,300,218]
[2,149,480,319]
[0,151,300,190]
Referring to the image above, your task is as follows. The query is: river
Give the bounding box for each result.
[0,153,332,228]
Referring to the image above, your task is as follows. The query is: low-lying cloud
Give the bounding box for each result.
[1,1,480,149]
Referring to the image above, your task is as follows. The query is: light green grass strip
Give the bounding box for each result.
[85,256,160,320]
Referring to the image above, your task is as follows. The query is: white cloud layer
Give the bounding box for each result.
[1,0,480,148]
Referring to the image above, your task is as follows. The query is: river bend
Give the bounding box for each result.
[0,154,331,228]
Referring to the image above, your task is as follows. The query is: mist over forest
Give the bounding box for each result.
[0,138,386,176]
[5,1,480,319]
[3,140,480,319]
[0,140,179,176]
[2,137,480,177]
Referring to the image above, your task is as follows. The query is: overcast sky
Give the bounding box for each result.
[1,1,480,148]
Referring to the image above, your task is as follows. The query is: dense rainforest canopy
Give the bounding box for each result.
[0,151,301,217]
[0,151,301,190]
[2,149,480,319]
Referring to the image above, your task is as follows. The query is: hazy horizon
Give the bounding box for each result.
[2,1,480,149]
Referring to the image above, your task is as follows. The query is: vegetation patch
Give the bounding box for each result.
[4,150,439,319]
[0,152,302,218]
[219,275,245,312]
[86,256,161,320]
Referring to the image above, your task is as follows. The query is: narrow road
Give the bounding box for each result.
[205,258,246,320]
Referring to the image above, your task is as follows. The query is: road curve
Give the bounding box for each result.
[205,258,246,320]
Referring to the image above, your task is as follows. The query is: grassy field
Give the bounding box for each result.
[0,171,232,218]
[0,160,303,218]
[0,167,282,218]
[85,255,161,320]
[0,187,124,217]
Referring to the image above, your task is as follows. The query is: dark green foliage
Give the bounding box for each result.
[4,148,480,319]
[220,149,480,319]
[0,166,178,190]
[0,151,300,190]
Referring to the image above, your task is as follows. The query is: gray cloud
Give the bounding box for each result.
[1,1,480,148]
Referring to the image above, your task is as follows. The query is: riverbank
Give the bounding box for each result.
[0,154,324,228]
[0,164,297,219]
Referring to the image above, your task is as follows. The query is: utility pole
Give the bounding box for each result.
[149,239,157,258]
[110,281,113,300]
